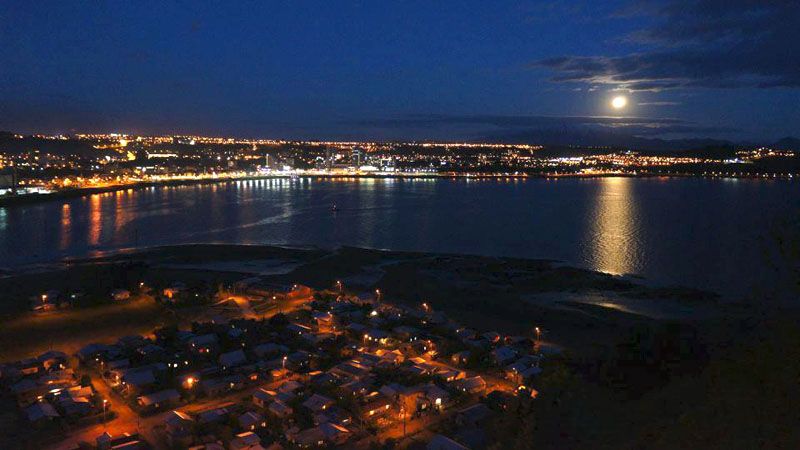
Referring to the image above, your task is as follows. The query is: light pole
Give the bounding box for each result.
[375,289,381,303]
[102,399,108,429]
[400,404,406,439]
[282,356,287,370]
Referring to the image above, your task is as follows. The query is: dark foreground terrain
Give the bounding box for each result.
[0,244,796,449]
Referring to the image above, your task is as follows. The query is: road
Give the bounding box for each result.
[45,289,313,450]
[48,371,165,450]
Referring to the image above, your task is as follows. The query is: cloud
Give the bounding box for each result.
[351,113,734,146]
[354,113,686,129]
[536,0,800,91]
[638,101,680,106]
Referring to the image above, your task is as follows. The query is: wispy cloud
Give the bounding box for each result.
[638,101,680,106]
[350,113,734,145]
[535,0,800,91]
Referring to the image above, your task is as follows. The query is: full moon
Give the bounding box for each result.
[611,95,628,110]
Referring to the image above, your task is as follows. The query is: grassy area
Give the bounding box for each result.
[0,296,173,362]
[487,311,800,449]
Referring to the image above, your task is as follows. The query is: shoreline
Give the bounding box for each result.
[0,171,794,208]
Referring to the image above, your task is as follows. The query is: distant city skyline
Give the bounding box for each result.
[1,1,798,143]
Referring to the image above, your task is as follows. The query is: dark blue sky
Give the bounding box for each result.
[1,1,798,143]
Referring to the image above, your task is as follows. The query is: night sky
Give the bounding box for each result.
[1,1,798,143]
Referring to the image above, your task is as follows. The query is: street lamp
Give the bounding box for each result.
[336,280,342,293]
[534,327,541,343]
[102,399,108,428]
[282,356,287,369]
[375,289,381,302]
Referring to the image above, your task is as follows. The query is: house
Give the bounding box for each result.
[339,378,374,398]
[164,410,195,448]
[196,404,232,425]
[482,331,502,344]
[492,346,518,365]
[302,393,334,413]
[285,351,312,371]
[162,282,187,300]
[200,375,245,397]
[120,369,156,394]
[484,390,517,411]
[364,328,389,344]
[293,427,326,448]
[229,431,263,450]
[354,352,381,367]
[137,344,166,360]
[504,335,530,346]
[238,411,266,431]
[187,334,219,354]
[287,323,312,336]
[455,328,476,341]
[427,434,469,450]
[293,423,351,448]
[12,379,46,406]
[450,351,470,366]
[277,379,303,393]
[436,368,466,383]
[396,385,431,413]
[76,343,114,364]
[318,422,351,445]
[16,357,41,376]
[96,432,147,450]
[464,338,490,349]
[362,395,393,419]
[375,349,404,365]
[111,289,131,301]
[454,376,486,395]
[219,349,247,369]
[253,343,289,359]
[25,401,60,424]
[302,332,335,346]
[137,389,180,412]
[56,395,92,417]
[310,372,341,389]
[314,406,352,427]
[268,400,293,418]
[456,403,493,428]
[392,326,421,342]
[37,351,68,371]
[312,311,334,330]
[506,363,542,384]
[346,322,368,337]
[107,359,130,372]
[425,384,451,410]
[253,388,277,408]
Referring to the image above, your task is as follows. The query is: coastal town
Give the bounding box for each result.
[1,276,553,450]
[1,132,797,202]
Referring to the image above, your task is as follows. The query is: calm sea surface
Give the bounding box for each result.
[1,177,798,298]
